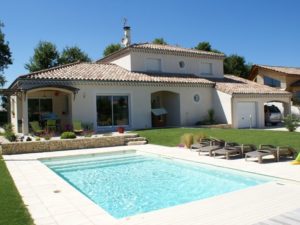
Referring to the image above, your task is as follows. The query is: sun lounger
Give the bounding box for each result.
[245,150,275,163]
[213,142,241,159]
[245,144,277,163]
[191,138,225,156]
[273,146,298,162]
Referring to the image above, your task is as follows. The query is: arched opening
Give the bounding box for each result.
[264,100,290,127]
[22,87,75,133]
[151,91,180,127]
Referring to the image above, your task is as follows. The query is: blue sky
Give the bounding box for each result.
[1,0,300,86]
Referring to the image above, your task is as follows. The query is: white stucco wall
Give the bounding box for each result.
[71,84,214,130]
[110,54,131,71]
[120,52,224,78]
[231,96,291,128]
[213,90,232,124]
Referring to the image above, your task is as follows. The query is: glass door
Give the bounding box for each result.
[96,95,129,127]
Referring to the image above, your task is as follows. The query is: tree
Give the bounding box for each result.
[103,44,122,57]
[195,41,222,53]
[224,54,251,78]
[152,38,167,45]
[0,21,12,86]
[59,46,91,64]
[195,41,212,51]
[25,41,59,72]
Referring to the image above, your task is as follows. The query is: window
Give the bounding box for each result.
[263,76,281,88]
[200,63,212,75]
[28,98,53,122]
[146,58,161,72]
[179,61,185,68]
[97,95,129,127]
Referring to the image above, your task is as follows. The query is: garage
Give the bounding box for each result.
[236,102,257,128]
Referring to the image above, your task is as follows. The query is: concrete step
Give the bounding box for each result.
[127,140,148,146]
[125,137,147,142]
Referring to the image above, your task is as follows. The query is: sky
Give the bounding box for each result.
[1,0,300,87]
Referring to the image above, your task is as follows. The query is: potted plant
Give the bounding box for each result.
[117,127,125,133]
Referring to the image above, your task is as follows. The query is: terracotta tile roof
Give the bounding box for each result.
[249,64,300,80]
[131,43,225,57]
[256,65,300,76]
[213,75,291,95]
[18,62,214,85]
[14,63,290,96]
[98,43,225,63]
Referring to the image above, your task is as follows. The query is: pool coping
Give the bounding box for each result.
[4,144,300,225]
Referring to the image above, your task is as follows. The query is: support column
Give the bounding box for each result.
[283,101,291,116]
[22,93,29,134]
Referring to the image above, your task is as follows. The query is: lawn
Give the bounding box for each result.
[135,128,300,151]
[0,156,34,225]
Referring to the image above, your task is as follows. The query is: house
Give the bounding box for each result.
[7,28,291,134]
[249,64,300,105]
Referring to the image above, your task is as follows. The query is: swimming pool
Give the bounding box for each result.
[42,151,270,219]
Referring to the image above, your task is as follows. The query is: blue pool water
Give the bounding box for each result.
[42,151,270,218]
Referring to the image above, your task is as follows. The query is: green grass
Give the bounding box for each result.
[0,156,34,225]
[135,128,300,151]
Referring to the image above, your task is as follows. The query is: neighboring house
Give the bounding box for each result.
[7,43,291,134]
[249,65,300,105]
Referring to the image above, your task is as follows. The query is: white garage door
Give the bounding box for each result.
[236,102,257,128]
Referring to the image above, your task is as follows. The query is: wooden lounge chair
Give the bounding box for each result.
[213,142,241,159]
[273,146,298,162]
[29,121,45,136]
[191,138,225,156]
[190,137,213,151]
[245,144,277,163]
[72,120,83,134]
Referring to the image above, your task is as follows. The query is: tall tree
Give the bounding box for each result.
[103,43,122,57]
[195,41,212,51]
[224,54,251,78]
[152,38,167,45]
[25,41,59,72]
[195,41,222,53]
[0,21,12,86]
[59,46,91,64]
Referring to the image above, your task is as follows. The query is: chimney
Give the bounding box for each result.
[121,19,131,47]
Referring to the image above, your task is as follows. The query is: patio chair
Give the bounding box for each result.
[29,121,45,136]
[274,146,298,162]
[72,120,83,134]
[213,142,241,159]
[191,138,225,156]
[46,119,56,132]
[190,137,213,151]
[245,144,277,163]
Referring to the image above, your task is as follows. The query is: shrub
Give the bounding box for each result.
[283,114,299,132]
[3,123,16,142]
[180,133,194,148]
[35,137,41,141]
[193,132,207,143]
[43,132,53,140]
[61,131,76,139]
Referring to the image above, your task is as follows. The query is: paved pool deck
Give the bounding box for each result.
[3,144,300,225]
